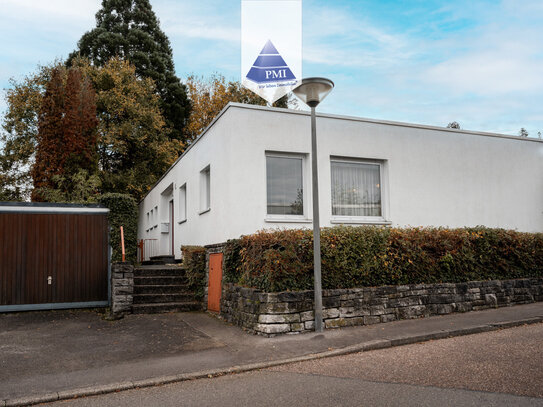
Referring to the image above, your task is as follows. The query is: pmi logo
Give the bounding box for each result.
[246,40,296,84]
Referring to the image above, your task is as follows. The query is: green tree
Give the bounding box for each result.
[0,62,60,200]
[2,57,175,202]
[35,170,101,203]
[519,128,529,137]
[68,0,190,150]
[78,57,176,200]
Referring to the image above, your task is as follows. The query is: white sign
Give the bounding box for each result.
[241,0,302,105]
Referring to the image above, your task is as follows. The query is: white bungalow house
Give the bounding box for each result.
[137,102,543,260]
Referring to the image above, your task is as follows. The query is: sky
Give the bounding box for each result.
[1,0,543,137]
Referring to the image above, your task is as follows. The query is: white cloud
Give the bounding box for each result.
[302,5,413,68]
[1,0,99,32]
[154,1,239,43]
[166,24,239,43]
[421,24,543,96]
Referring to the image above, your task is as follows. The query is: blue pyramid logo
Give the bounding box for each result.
[246,40,296,84]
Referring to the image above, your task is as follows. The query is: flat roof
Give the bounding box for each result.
[229,102,543,144]
[141,102,543,202]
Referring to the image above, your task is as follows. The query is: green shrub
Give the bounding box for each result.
[223,226,543,292]
[223,238,243,284]
[182,246,207,300]
[98,193,138,263]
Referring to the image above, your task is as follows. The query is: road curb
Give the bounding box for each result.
[4,316,543,406]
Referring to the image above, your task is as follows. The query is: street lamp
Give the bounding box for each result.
[292,77,334,333]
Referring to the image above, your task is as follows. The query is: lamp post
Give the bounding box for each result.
[292,77,334,333]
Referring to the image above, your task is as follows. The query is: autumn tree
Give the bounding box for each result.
[0,62,60,200]
[2,57,175,201]
[31,66,99,202]
[31,67,66,200]
[68,0,190,149]
[62,68,99,175]
[185,74,293,143]
[75,57,176,199]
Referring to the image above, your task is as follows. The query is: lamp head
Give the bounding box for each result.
[292,77,334,108]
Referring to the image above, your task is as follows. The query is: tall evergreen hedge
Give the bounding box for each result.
[99,193,138,263]
[181,246,207,300]
[224,226,543,292]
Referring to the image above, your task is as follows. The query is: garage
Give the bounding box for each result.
[0,203,110,312]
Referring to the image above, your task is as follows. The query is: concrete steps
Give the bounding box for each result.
[133,293,197,304]
[132,265,202,314]
[132,301,202,314]
[134,276,188,285]
[141,255,179,266]
[134,267,187,277]
[134,284,190,295]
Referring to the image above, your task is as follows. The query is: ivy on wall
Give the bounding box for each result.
[99,193,138,263]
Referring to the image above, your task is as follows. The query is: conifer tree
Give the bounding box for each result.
[63,68,99,175]
[31,67,99,201]
[31,67,66,201]
[68,0,190,149]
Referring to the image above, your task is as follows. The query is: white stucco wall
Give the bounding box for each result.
[138,103,543,258]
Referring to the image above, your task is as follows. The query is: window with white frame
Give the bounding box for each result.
[330,158,383,220]
[200,166,210,213]
[266,153,304,216]
[179,183,187,222]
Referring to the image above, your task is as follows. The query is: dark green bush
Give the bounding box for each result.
[223,238,243,284]
[182,246,207,300]
[98,193,138,263]
[223,226,543,292]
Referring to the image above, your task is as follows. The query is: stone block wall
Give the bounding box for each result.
[111,262,134,316]
[220,278,543,336]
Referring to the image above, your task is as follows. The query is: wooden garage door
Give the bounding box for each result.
[0,209,110,311]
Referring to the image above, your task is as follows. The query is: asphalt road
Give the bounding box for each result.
[45,323,543,407]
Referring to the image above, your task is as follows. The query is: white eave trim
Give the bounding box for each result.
[228,102,543,144]
[0,206,109,214]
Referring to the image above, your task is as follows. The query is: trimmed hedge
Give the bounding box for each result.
[182,246,207,300]
[224,226,543,292]
[98,193,138,263]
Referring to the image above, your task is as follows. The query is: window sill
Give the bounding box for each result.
[265,217,313,223]
[330,218,392,225]
[198,208,211,216]
[178,219,187,225]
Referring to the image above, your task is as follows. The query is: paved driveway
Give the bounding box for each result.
[0,310,223,399]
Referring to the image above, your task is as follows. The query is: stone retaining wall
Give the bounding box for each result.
[111,262,134,316]
[220,278,543,336]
